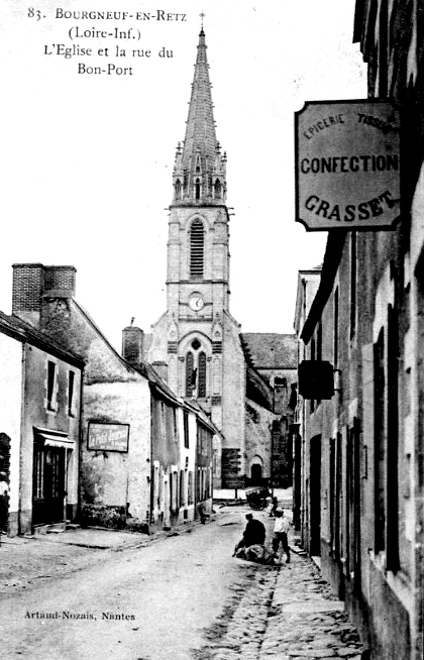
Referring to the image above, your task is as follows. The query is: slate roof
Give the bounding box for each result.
[72,301,181,405]
[241,333,298,370]
[0,310,84,366]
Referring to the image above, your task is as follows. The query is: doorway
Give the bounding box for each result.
[310,435,321,556]
[33,445,66,525]
[250,463,263,485]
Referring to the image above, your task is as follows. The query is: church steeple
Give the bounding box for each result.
[172,28,227,205]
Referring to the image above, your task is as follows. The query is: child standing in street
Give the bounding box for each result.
[272,508,291,563]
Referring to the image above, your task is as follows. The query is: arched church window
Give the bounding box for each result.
[190,219,204,278]
[186,351,194,397]
[214,179,221,199]
[175,179,182,200]
[198,352,207,397]
[195,178,201,200]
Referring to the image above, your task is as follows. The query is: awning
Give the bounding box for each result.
[34,429,75,449]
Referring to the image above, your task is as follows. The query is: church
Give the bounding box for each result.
[147,26,297,489]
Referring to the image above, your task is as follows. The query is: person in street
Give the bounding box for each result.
[233,512,266,557]
[0,471,9,534]
[272,508,291,563]
[268,495,279,517]
[197,501,208,524]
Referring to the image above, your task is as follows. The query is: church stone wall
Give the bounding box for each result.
[221,313,246,476]
[245,398,277,484]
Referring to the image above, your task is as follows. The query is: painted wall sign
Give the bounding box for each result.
[295,100,401,230]
[88,423,129,452]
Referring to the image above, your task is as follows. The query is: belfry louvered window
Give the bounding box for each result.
[190,219,204,278]
[195,178,201,200]
[198,352,207,397]
[186,351,194,396]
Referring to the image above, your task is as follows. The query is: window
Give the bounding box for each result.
[188,471,194,505]
[173,407,178,441]
[195,178,201,200]
[378,0,388,97]
[214,179,221,199]
[179,470,185,506]
[190,219,204,278]
[334,287,339,368]
[33,445,44,500]
[183,410,189,448]
[68,370,75,417]
[198,352,207,397]
[175,179,182,200]
[186,352,194,397]
[47,361,56,411]
[374,328,385,553]
[386,304,400,571]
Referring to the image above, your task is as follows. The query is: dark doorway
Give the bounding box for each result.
[310,435,321,556]
[33,445,66,526]
[250,464,262,485]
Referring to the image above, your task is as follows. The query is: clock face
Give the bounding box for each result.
[189,294,204,311]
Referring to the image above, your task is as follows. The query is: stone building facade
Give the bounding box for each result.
[11,263,214,532]
[0,309,83,536]
[293,4,424,659]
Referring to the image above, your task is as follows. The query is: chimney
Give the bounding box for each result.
[43,266,76,297]
[122,325,144,366]
[13,263,77,334]
[12,263,45,327]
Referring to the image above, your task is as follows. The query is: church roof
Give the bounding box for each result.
[241,333,298,370]
[182,28,217,168]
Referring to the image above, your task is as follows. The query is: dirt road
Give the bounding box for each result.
[0,507,272,660]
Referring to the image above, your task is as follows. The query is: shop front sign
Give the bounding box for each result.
[88,423,129,452]
[295,100,400,230]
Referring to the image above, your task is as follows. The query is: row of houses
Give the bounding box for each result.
[0,263,217,537]
[292,4,423,660]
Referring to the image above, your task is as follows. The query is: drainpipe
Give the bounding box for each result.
[77,366,85,524]
[18,343,27,536]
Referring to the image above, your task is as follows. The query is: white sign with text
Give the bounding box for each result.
[295,100,400,231]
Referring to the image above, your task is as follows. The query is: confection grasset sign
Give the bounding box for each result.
[295,100,401,231]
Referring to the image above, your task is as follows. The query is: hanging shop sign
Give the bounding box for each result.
[88,422,129,452]
[295,100,400,231]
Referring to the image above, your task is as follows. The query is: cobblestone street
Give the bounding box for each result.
[0,506,365,659]
[196,547,364,660]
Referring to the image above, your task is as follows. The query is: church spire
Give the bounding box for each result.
[172,27,227,205]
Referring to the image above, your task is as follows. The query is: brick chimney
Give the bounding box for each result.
[43,266,76,297]
[12,263,76,329]
[122,325,144,366]
[12,263,45,327]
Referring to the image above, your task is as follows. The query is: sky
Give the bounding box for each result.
[1,0,366,350]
